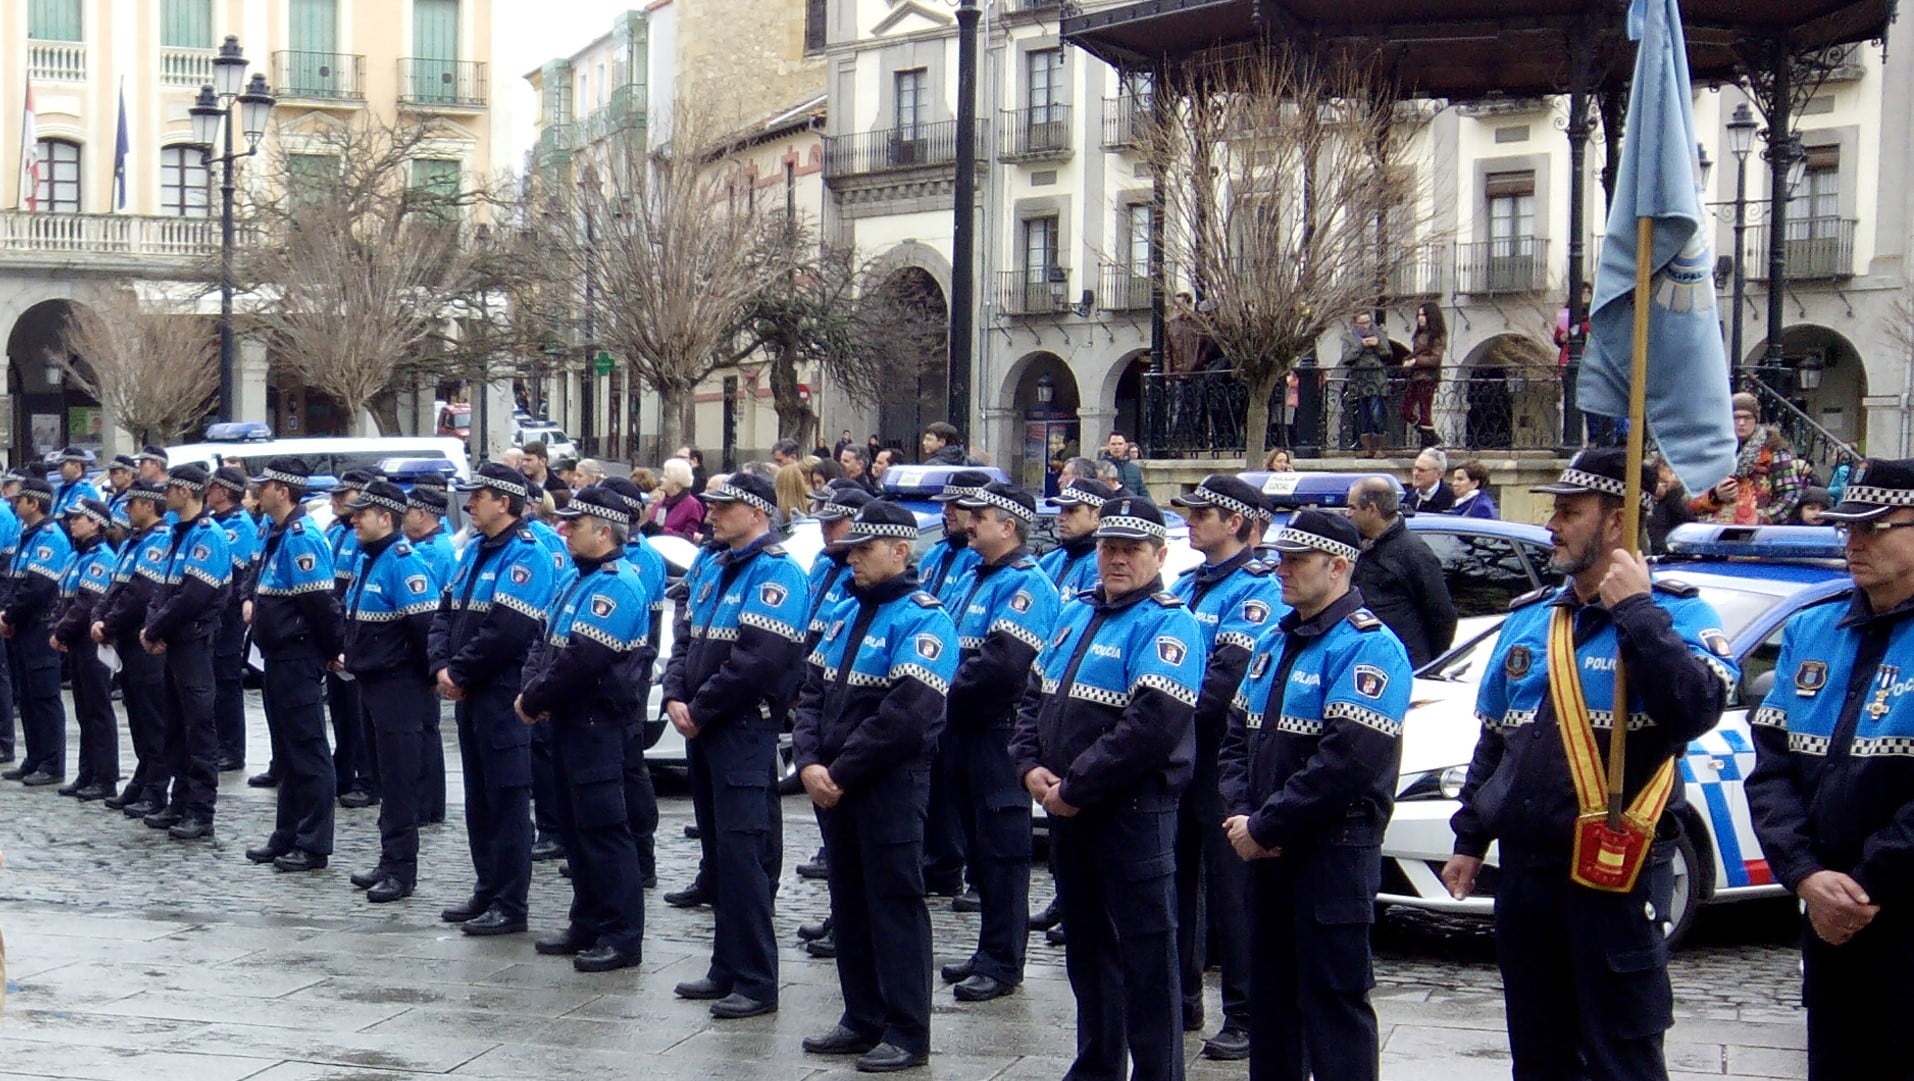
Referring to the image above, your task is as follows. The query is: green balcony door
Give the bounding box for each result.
[288,0,338,96]
[414,0,460,103]
[161,0,211,47]
[28,0,82,40]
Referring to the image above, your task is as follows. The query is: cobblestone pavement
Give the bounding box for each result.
[0,690,1808,1079]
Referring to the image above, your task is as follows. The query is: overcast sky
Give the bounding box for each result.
[491,0,638,172]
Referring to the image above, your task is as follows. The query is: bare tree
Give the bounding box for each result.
[58,288,217,445]
[1143,54,1423,464]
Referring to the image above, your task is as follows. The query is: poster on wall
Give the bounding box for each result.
[30,414,63,459]
[1022,415,1080,498]
[68,406,103,453]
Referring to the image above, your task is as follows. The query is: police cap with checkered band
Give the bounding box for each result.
[1530,447,1656,512]
[837,500,922,547]
[1821,457,1914,523]
[1171,474,1271,522]
[1269,509,1364,561]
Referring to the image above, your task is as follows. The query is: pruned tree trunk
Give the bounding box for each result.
[1244,364,1282,467]
[370,387,404,436]
[767,340,816,447]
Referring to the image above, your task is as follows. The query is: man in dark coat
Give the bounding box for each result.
[1347,477,1457,668]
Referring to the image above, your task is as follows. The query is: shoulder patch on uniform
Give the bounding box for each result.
[1009,590,1032,613]
[1156,635,1189,665]
[509,563,532,585]
[1654,578,1699,598]
[1150,591,1184,607]
[1353,663,1390,699]
[1700,628,1732,657]
[1250,652,1270,679]
[289,519,307,535]
[911,591,942,608]
[395,541,413,556]
[1242,599,1272,625]
[1505,644,1532,678]
[915,633,943,661]
[1509,586,1553,610]
[190,544,209,561]
[760,581,790,607]
[295,553,316,572]
[590,595,617,618]
[516,528,536,542]
[406,574,429,595]
[764,543,787,557]
[1347,609,1383,631]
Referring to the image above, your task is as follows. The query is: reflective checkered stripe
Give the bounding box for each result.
[256,581,332,597]
[1750,706,1788,729]
[844,670,889,688]
[1275,715,1324,737]
[352,609,401,623]
[1697,652,1738,690]
[1838,484,1914,507]
[1488,706,1648,730]
[1217,629,1258,652]
[1233,689,1263,730]
[1492,708,1539,730]
[1789,731,1832,755]
[1852,734,1914,758]
[693,625,740,642]
[1326,700,1402,738]
[958,636,985,651]
[496,593,546,621]
[1069,683,1130,708]
[989,618,1046,652]
[741,611,803,642]
[807,649,829,669]
[1136,672,1197,707]
[892,662,951,696]
[1041,677,1061,696]
[572,621,640,651]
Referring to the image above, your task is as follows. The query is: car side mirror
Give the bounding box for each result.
[1741,669,1776,705]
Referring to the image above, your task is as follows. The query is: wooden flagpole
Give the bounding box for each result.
[1607,214,1656,829]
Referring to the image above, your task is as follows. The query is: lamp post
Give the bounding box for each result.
[1725,103,1758,373]
[189,36,274,424]
[1761,131,1808,384]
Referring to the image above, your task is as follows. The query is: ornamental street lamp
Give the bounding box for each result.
[190,35,274,424]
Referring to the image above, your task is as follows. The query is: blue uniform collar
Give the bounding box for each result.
[357,530,401,561]
[848,569,919,606]
[1278,587,1364,638]
[569,548,619,576]
[1089,576,1165,612]
[717,531,779,567]
[1840,588,1914,630]
[1058,534,1095,560]
[1190,545,1254,586]
[977,544,1031,573]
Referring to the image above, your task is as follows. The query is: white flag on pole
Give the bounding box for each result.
[19,80,40,211]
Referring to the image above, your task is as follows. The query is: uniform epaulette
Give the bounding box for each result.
[289,519,307,535]
[1653,578,1699,598]
[1347,608,1383,631]
[516,527,536,542]
[1074,588,1098,603]
[1244,560,1274,576]
[765,543,787,556]
[1150,591,1184,607]
[1011,555,1037,570]
[1509,586,1554,610]
[394,541,413,556]
[911,591,942,608]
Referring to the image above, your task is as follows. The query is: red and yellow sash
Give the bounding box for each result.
[1546,607,1676,893]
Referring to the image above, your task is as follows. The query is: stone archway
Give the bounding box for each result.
[869,265,952,456]
[1000,351,1081,493]
[1452,332,1559,452]
[4,298,104,465]
[1745,324,1868,451]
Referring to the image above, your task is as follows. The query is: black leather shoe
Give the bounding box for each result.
[216,757,244,772]
[1045,927,1066,947]
[1,767,27,781]
[57,779,85,796]
[0,752,13,764]
[1028,899,1061,932]
[273,850,327,872]
[535,928,593,956]
[952,974,1016,1002]
[939,960,975,984]
[350,868,392,890]
[366,877,413,903]
[663,884,710,908]
[144,808,183,829]
[247,771,279,788]
[1201,1025,1252,1061]
[709,992,776,1019]
[673,977,730,1000]
[805,933,836,959]
[441,896,487,922]
[683,822,700,839]
[573,945,642,973]
[558,861,572,879]
[338,790,378,809]
[803,1024,879,1055]
[796,857,829,879]
[123,800,158,819]
[855,1043,928,1073]
[75,784,110,802]
[245,844,288,864]
[460,909,527,936]
[530,838,565,862]
[642,874,658,890]
[797,917,833,942]
[103,791,131,810]
[1184,1002,1205,1032]
[168,817,214,840]
[951,890,982,913]
[21,771,60,787]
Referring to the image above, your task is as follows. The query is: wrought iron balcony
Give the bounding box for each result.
[999,105,1072,161]
[1098,263,1153,311]
[273,51,367,102]
[823,121,986,179]
[997,268,1073,316]
[1100,96,1149,149]
[1386,241,1448,298]
[1749,216,1858,281]
[399,58,488,109]
[1456,236,1551,296]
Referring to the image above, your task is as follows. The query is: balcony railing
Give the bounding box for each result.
[1749,216,1858,281]
[273,51,366,102]
[1100,96,1149,149]
[1004,0,1061,11]
[28,41,86,82]
[1386,241,1448,298]
[1456,236,1551,295]
[997,268,1072,316]
[1099,263,1154,311]
[160,47,215,87]
[399,58,488,109]
[0,210,227,259]
[823,120,985,179]
[1000,105,1072,161]
[577,83,647,145]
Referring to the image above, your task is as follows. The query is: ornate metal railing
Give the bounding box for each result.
[273,51,366,101]
[1100,96,1149,149]
[1098,263,1153,311]
[823,120,985,178]
[997,268,1072,316]
[399,58,488,108]
[1456,236,1551,295]
[999,105,1073,160]
[1386,241,1448,298]
[1748,216,1858,280]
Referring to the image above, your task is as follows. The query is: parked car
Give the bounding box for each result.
[435,403,472,439]
[513,420,578,464]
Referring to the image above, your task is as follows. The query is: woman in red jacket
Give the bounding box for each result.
[1403,302,1446,448]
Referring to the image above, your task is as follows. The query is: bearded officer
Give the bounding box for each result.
[1747,458,1914,1081]
[1217,510,1409,1081]
[1441,449,1737,1081]
[1040,478,1113,598]
[1169,474,1286,1057]
[663,472,810,1019]
[95,482,173,816]
[1010,495,1205,1081]
[794,500,959,1072]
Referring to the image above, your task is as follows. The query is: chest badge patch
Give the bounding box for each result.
[1354,664,1389,700]
[1505,645,1532,678]
[1010,590,1032,613]
[760,582,788,607]
[295,553,316,572]
[509,564,531,585]
[1700,628,1732,658]
[698,582,714,605]
[1794,660,1827,697]
[916,634,943,661]
[1053,625,1072,649]
[591,596,616,618]
[1868,664,1900,720]
[1157,636,1188,666]
[1243,600,1270,625]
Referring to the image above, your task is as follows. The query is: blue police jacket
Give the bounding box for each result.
[144,511,232,645]
[1173,548,1289,745]
[427,519,555,692]
[1009,580,1206,810]
[52,532,116,648]
[98,521,171,643]
[1749,590,1914,902]
[342,532,436,679]
[1038,536,1100,597]
[214,507,262,620]
[521,551,655,725]
[1218,588,1412,850]
[250,506,342,661]
[409,528,457,589]
[662,532,810,731]
[326,518,360,597]
[793,571,960,787]
[51,476,99,519]
[4,516,74,631]
[803,550,854,649]
[918,534,982,605]
[623,535,669,653]
[527,518,569,575]
[947,548,1061,731]
[0,501,19,609]
[1453,581,1736,864]
[107,487,132,531]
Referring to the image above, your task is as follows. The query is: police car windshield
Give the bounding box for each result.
[1421,583,1783,684]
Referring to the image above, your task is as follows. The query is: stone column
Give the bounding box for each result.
[237,338,270,427]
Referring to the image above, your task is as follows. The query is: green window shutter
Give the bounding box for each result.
[28,0,83,41]
[413,0,460,102]
[410,158,461,223]
[288,153,338,209]
[160,0,212,48]
[289,0,337,54]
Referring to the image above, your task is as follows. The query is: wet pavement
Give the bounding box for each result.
[0,690,1809,1079]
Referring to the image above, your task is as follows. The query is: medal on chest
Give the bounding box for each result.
[1868,664,1900,721]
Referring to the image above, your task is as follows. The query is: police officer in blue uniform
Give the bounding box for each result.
[794,500,959,1073]
[1040,477,1114,598]
[430,464,555,936]
[339,480,440,901]
[663,473,810,1019]
[1010,496,1207,1081]
[141,464,234,840]
[1442,449,1737,1081]
[1748,458,1914,1081]
[518,487,653,972]
[1,477,74,786]
[1218,510,1411,1081]
[1169,474,1286,1058]
[327,469,377,808]
[939,481,1060,1003]
[0,478,20,767]
[208,466,261,772]
[94,482,172,815]
[52,498,118,801]
[596,475,669,889]
[403,484,455,825]
[51,446,100,521]
[919,470,992,898]
[103,454,138,537]
[241,458,343,874]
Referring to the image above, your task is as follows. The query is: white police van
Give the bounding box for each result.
[165,423,473,485]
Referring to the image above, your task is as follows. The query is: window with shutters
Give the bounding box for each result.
[1483,170,1538,292]
[410,158,462,224]
[1020,216,1061,312]
[160,145,212,217]
[804,0,827,53]
[290,0,337,53]
[36,139,82,213]
[287,153,339,210]
[890,69,929,166]
[1785,145,1846,276]
[413,0,461,103]
[28,0,82,40]
[161,0,212,48]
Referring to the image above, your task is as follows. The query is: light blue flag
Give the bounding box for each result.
[113,80,128,210]
[1580,0,1736,494]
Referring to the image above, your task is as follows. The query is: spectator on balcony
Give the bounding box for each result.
[1262,448,1294,473]
[1796,487,1834,526]
[1448,460,1498,519]
[920,422,980,466]
[1647,457,1696,554]
[1341,311,1391,459]
[1403,449,1455,515]
[1688,392,1805,526]
[1403,302,1446,449]
[1101,433,1150,497]
[1348,477,1458,668]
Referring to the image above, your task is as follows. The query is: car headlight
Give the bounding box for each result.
[1397,764,1469,802]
